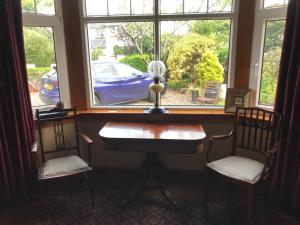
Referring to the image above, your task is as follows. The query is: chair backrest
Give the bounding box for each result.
[36,107,80,163]
[233,107,280,155]
[203,81,221,99]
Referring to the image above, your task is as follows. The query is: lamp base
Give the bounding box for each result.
[147,107,166,114]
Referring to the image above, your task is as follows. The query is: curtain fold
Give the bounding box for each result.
[271,0,300,211]
[0,0,36,198]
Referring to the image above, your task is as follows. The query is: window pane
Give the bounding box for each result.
[23,27,60,107]
[184,0,207,13]
[160,0,183,14]
[208,0,232,12]
[160,20,231,106]
[259,20,285,106]
[131,0,153,15]
[264,0,288,8]
[22,0,55,15]
[85,0,108,16]
[22,0,35,14]
[87,22,154,106]
[109,0,130,15]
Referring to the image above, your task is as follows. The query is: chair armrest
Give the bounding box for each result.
[31,141,41,172]
[261,144,280,181]
[31,141,38,153]
[209,129,234,141]
[78,133,93,166]
[78,133,93,145]
[206,128,235,163]
[267,145,280,155]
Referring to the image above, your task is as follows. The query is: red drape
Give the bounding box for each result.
[271,0,300,212]
[0,0,36,198]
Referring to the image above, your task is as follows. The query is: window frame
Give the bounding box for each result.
[81,0,239,109]
[22,0,70,109]
[249,0,287,108]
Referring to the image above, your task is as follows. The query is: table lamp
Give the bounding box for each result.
[148,61,166,113]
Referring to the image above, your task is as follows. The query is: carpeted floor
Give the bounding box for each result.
[32,172,272,225]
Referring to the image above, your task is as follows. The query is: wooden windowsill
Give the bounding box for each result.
[77,108,234,117]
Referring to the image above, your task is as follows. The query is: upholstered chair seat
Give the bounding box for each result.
[33,107,95,216]
[206,156,264,184]
[204,107,281,222]
[39,156,92,180]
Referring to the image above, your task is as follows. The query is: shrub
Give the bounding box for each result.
[119,54,150,72]
[167,34,220,89]
[114,45,126,55]
[259,48,281,106]
[91,47,103,61]
[27,67,52,81]
[197,50,224,88]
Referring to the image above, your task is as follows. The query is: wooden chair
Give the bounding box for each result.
[32,107,94,216]
[196,81,221,105]
[204,107,281,221]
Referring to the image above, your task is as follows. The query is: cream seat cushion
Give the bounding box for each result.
[39,155,92,180]
[206,156,264,184]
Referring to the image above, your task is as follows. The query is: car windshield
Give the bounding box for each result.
[92,63,144,77]
[114,64,143,77]
[92,64,115,76]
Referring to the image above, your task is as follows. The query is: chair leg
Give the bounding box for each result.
[264,179,271,206]
[88,171,94,209]
[203,168,210,209]
[79,175,83,189]
[38,182,45,220]
[246,187,255,222]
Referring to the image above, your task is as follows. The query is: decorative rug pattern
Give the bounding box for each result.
[35,178,271,225]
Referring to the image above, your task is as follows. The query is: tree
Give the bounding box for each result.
[264,20,285,52]
[91,47,103,61]
[167,34,219,89]
[189,20,231,65]
[116,22,153,56]
[22,0,35,12]
[23,27,55,67]
[22,0,54,13]
[259,48,281,106]
[207,0,232,11]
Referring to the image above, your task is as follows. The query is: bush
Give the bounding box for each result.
[259,48,281,106]
[113,45,126,55]
[27,67,52,81]
[167,34,221,89]
[197,51,224,87]
[91,47,103,61]
[119,54,150,72]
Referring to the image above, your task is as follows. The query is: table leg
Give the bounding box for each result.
[123,152,179,210]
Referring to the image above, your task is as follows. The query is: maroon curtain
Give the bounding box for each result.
[271,0,300,212]
[0,0,36,198]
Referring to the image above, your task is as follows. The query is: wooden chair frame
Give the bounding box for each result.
[204,107,281,221]
[196,81,221,105]
[32,107,94,218]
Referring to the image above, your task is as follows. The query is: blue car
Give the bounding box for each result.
[39,62,166,106]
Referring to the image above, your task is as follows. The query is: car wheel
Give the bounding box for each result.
[94,94,101,106]
[148,90,156,103]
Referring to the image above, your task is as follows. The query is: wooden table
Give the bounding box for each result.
[99,121,206,209]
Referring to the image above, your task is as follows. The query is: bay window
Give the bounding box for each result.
[22,0,69,109]
[250,0,287,107]
[83,0,237,107]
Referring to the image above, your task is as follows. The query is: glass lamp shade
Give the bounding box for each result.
[147,61,166,78]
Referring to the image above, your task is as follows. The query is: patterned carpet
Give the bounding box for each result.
[35,174,271,225]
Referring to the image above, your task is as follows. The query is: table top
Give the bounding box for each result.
[99,121,206,142]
